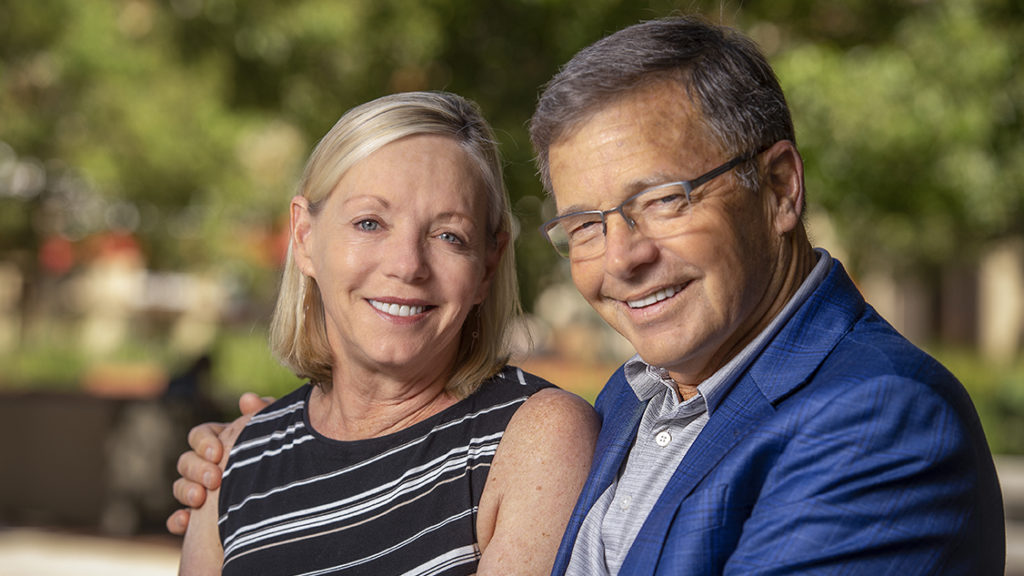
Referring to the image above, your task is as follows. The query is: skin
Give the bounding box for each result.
[171,79,816,571]
[292,134,498,439]
[548,79,816,399]
[176,135,599,575]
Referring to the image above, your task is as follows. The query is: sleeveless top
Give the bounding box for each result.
[218,365,555,576]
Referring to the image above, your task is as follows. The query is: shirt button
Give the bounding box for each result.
[655,430,672,447]
[620,495,631,510]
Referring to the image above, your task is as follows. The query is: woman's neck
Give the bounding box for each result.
[307,365,458,441]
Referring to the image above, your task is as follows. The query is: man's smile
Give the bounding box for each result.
[626,283,687,309]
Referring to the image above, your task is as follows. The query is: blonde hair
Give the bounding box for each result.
[269,91,520,398]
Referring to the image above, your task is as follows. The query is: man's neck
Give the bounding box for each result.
[669,230,817,396]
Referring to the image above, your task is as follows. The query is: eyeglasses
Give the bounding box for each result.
[539,150,762,260]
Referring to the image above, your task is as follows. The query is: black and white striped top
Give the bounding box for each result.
[218,365,554,576]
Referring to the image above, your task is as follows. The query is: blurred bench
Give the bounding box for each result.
[0,390,221,534]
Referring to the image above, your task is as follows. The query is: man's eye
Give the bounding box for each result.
[639,187,689,215]
[567,218,602,239]
[647,188,688,207]
[656,192,687,205]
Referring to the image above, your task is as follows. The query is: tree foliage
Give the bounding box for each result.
[1,0,1020,313]
[774,0,1024,272]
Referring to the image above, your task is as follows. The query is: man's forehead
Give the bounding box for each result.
[562,82,699,139]
[548,89,719,211]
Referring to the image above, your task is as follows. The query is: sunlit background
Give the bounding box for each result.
[1,0,1022,573]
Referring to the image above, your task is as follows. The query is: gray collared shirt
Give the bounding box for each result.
[565,249,832,575]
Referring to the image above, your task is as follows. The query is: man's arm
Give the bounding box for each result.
[725,375,1003,575]
[166,393,273,535]
[178,414,250,574]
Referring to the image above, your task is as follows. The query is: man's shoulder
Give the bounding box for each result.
[829,300,959,386]
[592,363,636,415]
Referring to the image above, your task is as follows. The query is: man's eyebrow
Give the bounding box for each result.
[555,173,681,216]
[629,172,681,193]
[554,203,596,217]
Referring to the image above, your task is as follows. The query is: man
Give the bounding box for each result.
[170,16,1004,574]
[528,16,1004,575]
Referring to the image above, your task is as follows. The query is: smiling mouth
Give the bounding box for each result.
[369,300,430,317]
[627,284,685,309]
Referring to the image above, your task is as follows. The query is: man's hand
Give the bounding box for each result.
[165,393,274,535]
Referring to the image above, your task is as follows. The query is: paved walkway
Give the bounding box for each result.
[1,456,1022,575]
[0,529,179,576]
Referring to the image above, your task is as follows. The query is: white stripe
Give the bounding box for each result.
[220,396,528,516]
[222,444,498,556]
[221,434,501,553]
[513,366,528,385]
[249,398,305,425]
[290,510,477,576]
[222,433,316,480]
[399,544,480,576]
[230,421,307,456]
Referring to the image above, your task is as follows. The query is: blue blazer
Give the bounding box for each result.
[552,259,1004,575]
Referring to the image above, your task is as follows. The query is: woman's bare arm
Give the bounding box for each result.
[475,388,599,576]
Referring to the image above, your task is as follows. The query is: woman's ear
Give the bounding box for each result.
[290,196,317,278]
[762,140,805,235]
[475,230,508,304]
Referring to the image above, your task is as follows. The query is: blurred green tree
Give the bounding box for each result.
[0,0,1020,322]
[774,0,1023,274]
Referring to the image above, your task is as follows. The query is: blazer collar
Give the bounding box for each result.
[746,257,865,404]
[618,259,868,574]
[552,366,647,574]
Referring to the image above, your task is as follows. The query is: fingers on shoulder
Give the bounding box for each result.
[187,421,226,456]
[219,413,252,455]
[166,508,191,535]
[239,392,274,415]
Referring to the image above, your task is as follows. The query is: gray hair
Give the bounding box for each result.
[529,15,795,193]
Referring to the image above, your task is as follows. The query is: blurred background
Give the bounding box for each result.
[0,0,1022,573]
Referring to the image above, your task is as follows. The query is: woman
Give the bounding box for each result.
[177,91,598,575]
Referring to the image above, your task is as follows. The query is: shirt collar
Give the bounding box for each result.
[624,248,833,414]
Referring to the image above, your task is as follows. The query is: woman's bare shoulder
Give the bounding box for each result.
[505,387,599,443]
[474,387,598,574]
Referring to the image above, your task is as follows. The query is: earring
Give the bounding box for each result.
[471,306,482,341]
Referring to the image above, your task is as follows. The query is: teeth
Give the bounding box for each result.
[370,300,426,317]
[627,285,683,309]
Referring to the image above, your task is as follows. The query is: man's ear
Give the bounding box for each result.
[761,140,805,235]
[290,195,317,278]
[475,230,509,304]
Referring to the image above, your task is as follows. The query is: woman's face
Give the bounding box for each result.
[291,134,501,384]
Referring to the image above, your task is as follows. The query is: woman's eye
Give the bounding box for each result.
[356,219,380,232]
[437,231,464,245]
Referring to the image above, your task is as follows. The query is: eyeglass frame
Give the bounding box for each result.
[539,147,767,260]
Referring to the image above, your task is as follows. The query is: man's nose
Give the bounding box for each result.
[602,213,657,277]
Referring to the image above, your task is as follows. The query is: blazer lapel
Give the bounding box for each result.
[618,376,775,576]
[748,258,864,404]
[552,366,647,574]
[618,258,867,573]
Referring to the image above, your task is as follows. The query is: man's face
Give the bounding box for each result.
[548,80,783,387]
